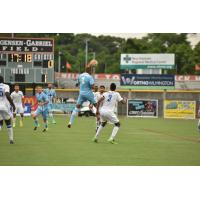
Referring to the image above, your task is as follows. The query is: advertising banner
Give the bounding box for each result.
[164,100,196,119]
[127,99,158,118]
[121,74,175,89]
[120,54,175,69]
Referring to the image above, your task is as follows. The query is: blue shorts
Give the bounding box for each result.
[34,107,49,120]
[77,92,96,105]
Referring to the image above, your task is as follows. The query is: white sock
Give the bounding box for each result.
[198,119,200,126]
[95,125,104,139]
[13,117,16,123]
[7,126,13,141]
[109,126,119,140]
[20,115,23,120]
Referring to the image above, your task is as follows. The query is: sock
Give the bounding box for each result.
[34,118,39,127]
[45,122,48,129]
[109,126,119,140]
[7,125,13,141]
[198,119,200,128]
[49,112,55,122]
[69,107,79,125]
[13,117,16,124]
[20,116,23,122]
[95,125,104,139]
[96,119,101,132]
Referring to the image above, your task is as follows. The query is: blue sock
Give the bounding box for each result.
[34,118,39,127]
[69,107,79,124]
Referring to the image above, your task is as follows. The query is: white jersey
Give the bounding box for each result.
[11,91,24,105]
[100,91,123,112]
[93,91,100,103]
[0,83,10,111]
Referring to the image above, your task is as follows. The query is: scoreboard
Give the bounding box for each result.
[0,37,54,83]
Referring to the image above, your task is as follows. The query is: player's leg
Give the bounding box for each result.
[48,104,56,124]
[42,110,48,132]
[108,114,120,144]
[0,114,3,131]
[4,111,14,144]
[68,94,84,128]
[93,121,107,143]
[12,107,17,127]
[32,109,40,130]
[198,119,200,131]
[19,105,24,127]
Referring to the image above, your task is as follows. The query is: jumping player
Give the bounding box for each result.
[32,86,49,132]
[11,84,24,127]
[44,83,56,124]
[0,76,16,144]
[93,83,126,144]
[67,67,96,128]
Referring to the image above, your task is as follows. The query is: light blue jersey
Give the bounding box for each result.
[77,72,96,105]
[35,92,49,119]
[78,73,94,95]
[44,88,56,104]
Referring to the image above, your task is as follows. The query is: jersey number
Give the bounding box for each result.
[107,94,112,102]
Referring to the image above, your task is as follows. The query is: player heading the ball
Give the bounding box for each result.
[67,66,96,128]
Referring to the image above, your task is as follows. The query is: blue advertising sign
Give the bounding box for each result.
[120,74,175,89]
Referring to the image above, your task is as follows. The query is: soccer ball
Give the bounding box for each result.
[88,59,98,67]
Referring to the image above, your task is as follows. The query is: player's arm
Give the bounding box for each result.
[39,95,49,106]
[117,92,126,104]
[96,96,105,115]
[21,92,25,107]
[75,75,80,87]
[5,92,16,112]
[89,76,95,90]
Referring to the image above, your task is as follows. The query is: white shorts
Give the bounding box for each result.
[14,104,24,114]
[0,110,12,121]
[100,109,119,124]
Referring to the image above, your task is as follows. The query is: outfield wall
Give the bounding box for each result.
[25,88,200,117]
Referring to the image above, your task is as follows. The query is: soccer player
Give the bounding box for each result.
[11,84,24,127]
[32,86,49,132]
[93,83,126,144]
[0,76,16,144]
[44,83,56,124]
[94,85,105,132]
[67,67,96,128]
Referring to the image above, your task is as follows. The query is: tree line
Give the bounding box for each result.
[1,33,200,74]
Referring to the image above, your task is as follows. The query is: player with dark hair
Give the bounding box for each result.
[32,85,49,132]
[93,83,126,144]
[0,76,16,144]
[11,84,24,127]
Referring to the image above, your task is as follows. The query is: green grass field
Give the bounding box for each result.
[0,116,200,166]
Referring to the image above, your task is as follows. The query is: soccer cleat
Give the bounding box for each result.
[10,140,14,144]
[20,121,23,127]
[42,128,48,132]
[13,123,16,128]
[108,139,118,144]
[92,137,98,143]
[33,126,38,131]
[68,124,71,128]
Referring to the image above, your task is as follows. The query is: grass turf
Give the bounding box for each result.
[0,116,200,166]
